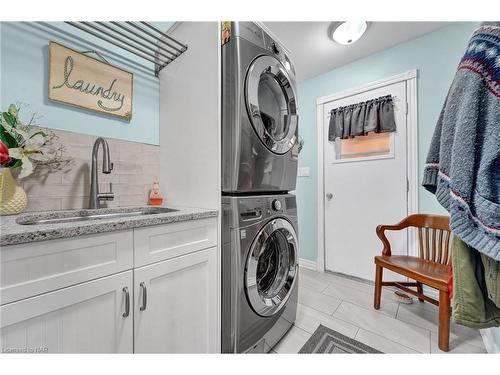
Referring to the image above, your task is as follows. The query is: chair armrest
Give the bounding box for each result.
[376,217,412,256]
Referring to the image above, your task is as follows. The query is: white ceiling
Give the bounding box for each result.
[263,22,449,81]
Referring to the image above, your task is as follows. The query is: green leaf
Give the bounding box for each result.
[29,130,47,139]
[0,124,18,148]
[6,157,22,168]
[2,111,17,127]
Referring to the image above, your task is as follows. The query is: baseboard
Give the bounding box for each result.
[480,328,500,353]
[298,258,317,271]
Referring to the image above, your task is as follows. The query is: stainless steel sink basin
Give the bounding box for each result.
[16,207,179,225]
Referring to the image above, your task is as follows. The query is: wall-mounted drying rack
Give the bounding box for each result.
[66,21,188,77]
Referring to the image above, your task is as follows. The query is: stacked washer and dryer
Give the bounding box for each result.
[221,22,300,353]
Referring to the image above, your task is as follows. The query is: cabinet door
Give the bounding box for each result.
[134,247,218,353]
[0,271,133,353]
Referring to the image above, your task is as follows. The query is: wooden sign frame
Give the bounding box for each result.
[48,41,133,121]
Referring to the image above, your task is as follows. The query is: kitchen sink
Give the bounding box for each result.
[16,207,179,225]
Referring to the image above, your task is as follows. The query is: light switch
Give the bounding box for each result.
[297,167,310,177]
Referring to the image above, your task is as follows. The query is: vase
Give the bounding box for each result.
[0,168,28,215]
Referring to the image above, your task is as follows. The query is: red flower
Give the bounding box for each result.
[0,140,11,166]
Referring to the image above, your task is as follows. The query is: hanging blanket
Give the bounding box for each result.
[422,22,500,261]
[423,22,500,328]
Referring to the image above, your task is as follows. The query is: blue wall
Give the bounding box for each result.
[1,22,173,145]
[296,22,480,263]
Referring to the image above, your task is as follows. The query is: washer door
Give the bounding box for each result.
[245,218,298,317]
[245,55,298,155]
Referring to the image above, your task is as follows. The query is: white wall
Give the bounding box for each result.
[159,21,221,353]
[159,22,220,209]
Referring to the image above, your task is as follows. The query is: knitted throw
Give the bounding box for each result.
[422,22,500,261]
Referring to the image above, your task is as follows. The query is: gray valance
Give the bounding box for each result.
[328,95,397,141]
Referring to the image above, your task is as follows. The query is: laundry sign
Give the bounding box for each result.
[48,41,133,120]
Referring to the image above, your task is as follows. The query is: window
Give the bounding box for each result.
[335,132,392,161]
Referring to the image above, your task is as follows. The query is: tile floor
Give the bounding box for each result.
[272,268,487,354]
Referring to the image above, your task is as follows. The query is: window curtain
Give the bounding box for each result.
[328,95,397,141]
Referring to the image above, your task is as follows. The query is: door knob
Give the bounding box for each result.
[326,193,333,200]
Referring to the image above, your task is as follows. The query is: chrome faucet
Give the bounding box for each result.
[89,137,114,209]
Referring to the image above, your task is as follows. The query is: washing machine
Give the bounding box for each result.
[222,22,299,194]
[221,194,299,353]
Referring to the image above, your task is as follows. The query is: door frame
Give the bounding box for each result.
[316,69,419,272]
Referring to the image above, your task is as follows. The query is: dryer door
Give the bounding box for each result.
[245,55,298,155]
[245,218,298,317]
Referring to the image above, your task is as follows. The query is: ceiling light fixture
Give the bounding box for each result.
[332,22,368,45]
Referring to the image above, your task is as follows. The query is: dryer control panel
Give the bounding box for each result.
[231,21,295,76]
[271,199,282,211]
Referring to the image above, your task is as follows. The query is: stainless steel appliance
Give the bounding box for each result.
[221,194,299,353]
[222,22,299,194]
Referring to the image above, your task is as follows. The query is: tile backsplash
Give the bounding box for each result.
[21,129,160,212]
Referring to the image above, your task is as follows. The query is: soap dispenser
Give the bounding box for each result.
[148,178,164,206]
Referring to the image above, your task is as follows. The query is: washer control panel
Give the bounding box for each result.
[232,194,297,225]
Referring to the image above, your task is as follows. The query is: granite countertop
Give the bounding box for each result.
[0,206,218,246]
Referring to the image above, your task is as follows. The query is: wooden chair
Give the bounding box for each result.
[373,214,452,352]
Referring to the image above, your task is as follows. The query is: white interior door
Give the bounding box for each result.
[323,81,408,281]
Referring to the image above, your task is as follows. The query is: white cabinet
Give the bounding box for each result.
[0,271,133,353]
[0,218,220,353]
[134,217,217,267]
[134,247,218,353]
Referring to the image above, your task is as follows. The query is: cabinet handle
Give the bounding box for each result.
[122,287,130,318]
[140,282,147,311]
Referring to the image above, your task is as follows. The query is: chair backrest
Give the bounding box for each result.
[406,214,452,265]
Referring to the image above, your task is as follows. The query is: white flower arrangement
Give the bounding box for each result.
[0,104,71,179]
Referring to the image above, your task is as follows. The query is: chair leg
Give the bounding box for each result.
[374,265,383,310]
[438,290,451,352]
[416,282,424,302]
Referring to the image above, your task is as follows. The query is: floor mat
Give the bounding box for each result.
[299,325,382,353]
